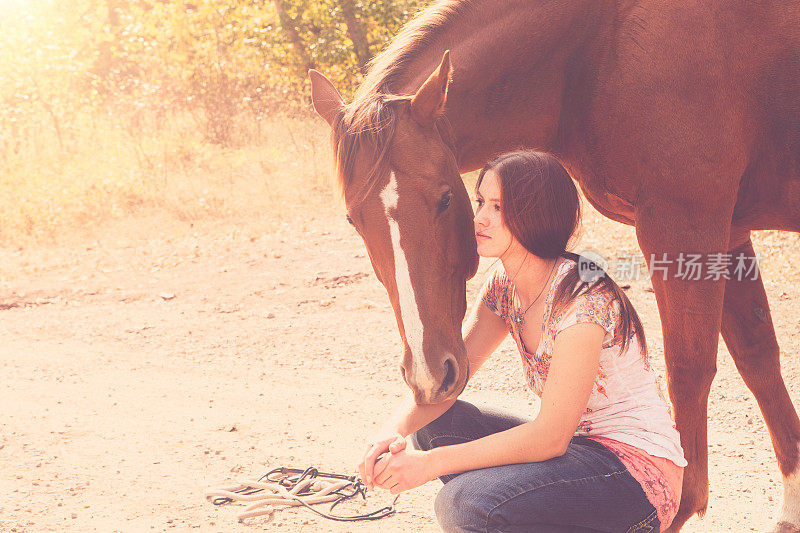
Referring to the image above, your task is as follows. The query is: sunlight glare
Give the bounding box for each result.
[0,0,39,16]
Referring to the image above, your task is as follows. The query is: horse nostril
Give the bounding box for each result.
[439,357,457,395]
[399,365,409,386]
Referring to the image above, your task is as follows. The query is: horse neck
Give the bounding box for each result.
[383,0,617,171]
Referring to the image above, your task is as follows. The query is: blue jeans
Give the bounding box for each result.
[411,400,659,533]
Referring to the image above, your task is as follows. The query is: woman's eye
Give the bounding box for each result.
[346,215,356,227]
[437,191,452,214]
[474,198,484,207]
[494,204,501,212]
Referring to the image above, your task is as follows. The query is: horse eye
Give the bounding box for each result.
[437,191,453,214]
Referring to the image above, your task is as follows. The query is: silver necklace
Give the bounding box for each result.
[512,259,558,325]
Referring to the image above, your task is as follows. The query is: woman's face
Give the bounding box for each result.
[474,170,519,258]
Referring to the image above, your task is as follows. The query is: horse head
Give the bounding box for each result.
[310,52,479,404]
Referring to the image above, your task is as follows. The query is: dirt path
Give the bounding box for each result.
[1,206,799,532]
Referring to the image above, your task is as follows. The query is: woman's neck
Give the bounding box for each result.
[501,252,559,307]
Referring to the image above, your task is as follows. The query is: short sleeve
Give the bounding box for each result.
[480,267,512,322]
[554,287,620,344]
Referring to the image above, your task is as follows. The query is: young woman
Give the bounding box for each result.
[358,151,686,532]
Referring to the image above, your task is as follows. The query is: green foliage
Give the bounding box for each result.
[0,0,432,149]
[0,0,433,242]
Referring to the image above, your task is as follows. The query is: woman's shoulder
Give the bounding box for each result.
[554,253,578,278]
[556,253,615,298]
[550,254,620,334]
[551,253,595,297]
[484,262,511,289]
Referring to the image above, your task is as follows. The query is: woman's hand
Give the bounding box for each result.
[372,444,438,494]
[358,433,407,489]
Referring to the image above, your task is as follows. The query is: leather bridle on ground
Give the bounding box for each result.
[205,466,399,523]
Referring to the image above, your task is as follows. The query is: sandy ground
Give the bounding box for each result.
[1,202,799,533]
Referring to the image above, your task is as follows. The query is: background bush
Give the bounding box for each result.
[0,0,430,242]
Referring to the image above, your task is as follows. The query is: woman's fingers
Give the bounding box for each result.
[373,452,391,479]
[357,433,404,489]
[359,443,377,482]
[373,455,392,486]
[388,436,406,454]
[364,446,382,486]
[374,469,392,487]
[364,442,390,487]
[362,433,404,487]
[358,448,369,482]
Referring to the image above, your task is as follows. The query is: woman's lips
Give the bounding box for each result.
[476,232,490,240]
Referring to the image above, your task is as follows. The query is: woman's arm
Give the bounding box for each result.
[373,321,605,493]
[359,296,509,487]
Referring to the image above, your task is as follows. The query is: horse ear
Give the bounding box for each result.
[410,50,451,126]
[309,69,344,128]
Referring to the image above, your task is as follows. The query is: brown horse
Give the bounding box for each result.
[309,1,800,530]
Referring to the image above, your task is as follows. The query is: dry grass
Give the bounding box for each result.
[1,106,797,273]
[0,110,335,245]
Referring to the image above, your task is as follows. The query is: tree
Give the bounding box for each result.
[273,0,315,73]
[338,0,370,69]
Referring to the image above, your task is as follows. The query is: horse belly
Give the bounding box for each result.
[561,160,636,226]
[732,157,800,232]
[735,26,800,232]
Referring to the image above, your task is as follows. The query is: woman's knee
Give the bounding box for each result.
[411,400,466,451]
[412,401,529,452]
[434,473,492,532]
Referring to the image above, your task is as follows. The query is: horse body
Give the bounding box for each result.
[578,1,800,234]
[311,1,800,530]
[377,1,800,231]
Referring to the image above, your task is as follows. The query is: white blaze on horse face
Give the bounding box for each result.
[780,445,800,526]
[379,172,435,392]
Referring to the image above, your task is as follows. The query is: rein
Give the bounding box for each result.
[205,466,399,523]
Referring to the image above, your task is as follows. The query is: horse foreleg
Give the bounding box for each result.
[635,202,732,532]
[655,287,721,532]
[721,237,800,533]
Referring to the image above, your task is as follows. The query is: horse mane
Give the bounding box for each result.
[355,0,475,100]
[331,94,403,208]
[331,0,472,205]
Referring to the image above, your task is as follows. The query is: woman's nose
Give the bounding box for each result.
[474,210,488,228]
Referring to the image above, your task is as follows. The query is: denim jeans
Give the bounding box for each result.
[411,400,659,533]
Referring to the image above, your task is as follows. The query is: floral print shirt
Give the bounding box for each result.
[481,256,687,530]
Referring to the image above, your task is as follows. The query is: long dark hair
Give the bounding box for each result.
[476,150,646,353]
